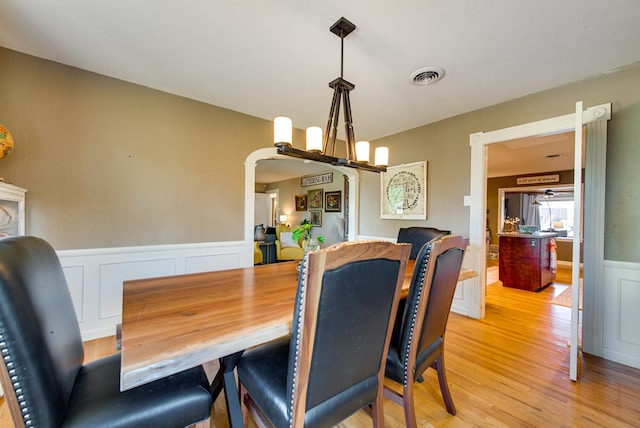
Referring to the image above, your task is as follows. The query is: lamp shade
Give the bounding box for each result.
[274,117,292,147]
[306,126,323,152]
[355,141,370,162]
[374,146,389,166]
[279,215,288,224]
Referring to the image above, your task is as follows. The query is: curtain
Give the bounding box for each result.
[522,194,540,228]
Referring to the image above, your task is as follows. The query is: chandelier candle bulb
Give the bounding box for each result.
[375,146,389,166]
[274,116,292,147]
[306,126,323,152]
[355,141,370,162]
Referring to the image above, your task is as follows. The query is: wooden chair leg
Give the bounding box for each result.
[402,380,418,428]
[371,393,386,428]
[434,355,457,415]
[239,382,249,426]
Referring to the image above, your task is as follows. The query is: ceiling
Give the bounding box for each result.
[2,1,639,182]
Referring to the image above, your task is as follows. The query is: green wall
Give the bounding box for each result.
[364,62,640,263]
[2,47,639,262]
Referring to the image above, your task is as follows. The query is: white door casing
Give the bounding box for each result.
[467,103,611,376]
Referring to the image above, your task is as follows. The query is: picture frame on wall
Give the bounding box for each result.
[309,210,322,226]
[325,190,342,212]
[380,160,427,220]
[295,194,307,211]
[307,189,323,209]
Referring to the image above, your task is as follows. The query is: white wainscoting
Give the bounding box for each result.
[58,241,246,341]
[602,260,640,369]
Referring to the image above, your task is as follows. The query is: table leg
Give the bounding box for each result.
[210,351,245,428]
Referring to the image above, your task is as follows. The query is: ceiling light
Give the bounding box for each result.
[273,17,388,173]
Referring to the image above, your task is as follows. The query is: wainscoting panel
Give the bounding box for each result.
[58,241,245,340]
[603,260,640,369]
[64,265,85,323]
[98,258,177,320]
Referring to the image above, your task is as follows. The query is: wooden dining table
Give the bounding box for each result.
[120,258,476,426]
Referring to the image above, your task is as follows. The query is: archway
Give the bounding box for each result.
[244,148,359,266]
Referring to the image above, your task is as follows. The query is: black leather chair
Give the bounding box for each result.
[396,226,451,259]
[384,235,466,428]
[237,240,411,427]
[0,236,213,428]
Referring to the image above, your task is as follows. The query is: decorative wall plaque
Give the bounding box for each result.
[381,161,427,220]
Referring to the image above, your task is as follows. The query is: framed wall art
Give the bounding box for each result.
[307,189,323,209]
[309,210,322,226]
[380,161,427,220]
[295,194,307,211]
[325,190,342,212]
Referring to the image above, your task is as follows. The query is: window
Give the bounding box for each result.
[537,194,575,237]
[499,185,581,241]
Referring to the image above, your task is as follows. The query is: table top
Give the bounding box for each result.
[120,259,476,391]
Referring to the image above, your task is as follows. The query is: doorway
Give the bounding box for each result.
[468,102,611,380]
[244,148,359,266]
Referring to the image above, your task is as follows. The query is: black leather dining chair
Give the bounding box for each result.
[396,226,451,259]
[237,240,411,427]
[384,235,466,428]
[0,236,213,428]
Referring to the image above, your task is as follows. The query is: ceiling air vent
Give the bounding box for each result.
[409,66,445,86]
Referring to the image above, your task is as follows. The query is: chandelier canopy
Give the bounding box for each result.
[273,17,388,173]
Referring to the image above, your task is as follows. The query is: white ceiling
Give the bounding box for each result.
[2,1,639,181]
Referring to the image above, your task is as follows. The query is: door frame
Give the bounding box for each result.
[467,103,611,359]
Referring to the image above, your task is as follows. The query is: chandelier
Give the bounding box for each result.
[273,17,388,173]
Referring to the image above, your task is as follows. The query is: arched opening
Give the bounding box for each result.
[244,148,359,266]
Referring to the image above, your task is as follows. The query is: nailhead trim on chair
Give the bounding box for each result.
[0,330,33,426]
[289,255,308,428]
[402,245,432,387]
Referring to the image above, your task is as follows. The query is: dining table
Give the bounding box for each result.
[120,257,476,427]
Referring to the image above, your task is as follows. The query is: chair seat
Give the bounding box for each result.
[239,338,380,428]
[237,338,291,428]
[62,354,212,428]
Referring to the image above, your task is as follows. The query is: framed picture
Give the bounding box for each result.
[295,194,307,211]
[309,210,322,226]
[307,189,323,209]
[325,190,342,212]
[381,161,427,220]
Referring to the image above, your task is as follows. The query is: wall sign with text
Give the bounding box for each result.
[301,172,333,187]
[381,161,427,220]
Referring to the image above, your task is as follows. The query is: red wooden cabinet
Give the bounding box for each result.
[498,233,556,292]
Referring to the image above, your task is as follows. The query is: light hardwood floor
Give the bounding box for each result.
[2,267,639,427]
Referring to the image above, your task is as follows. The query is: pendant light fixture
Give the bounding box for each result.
[274,17,388,173]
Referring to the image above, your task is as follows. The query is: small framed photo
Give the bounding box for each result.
[325,191,342,212]
[309,210,322,226]
[308,189,323,209]
[295,194,307,211]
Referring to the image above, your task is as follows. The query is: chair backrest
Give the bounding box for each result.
[0,236,84,427]
[398,235,466,379]
[286,240,410,427]
[397,227,451,259]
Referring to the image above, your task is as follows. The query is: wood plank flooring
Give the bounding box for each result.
[2,265,639,427]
